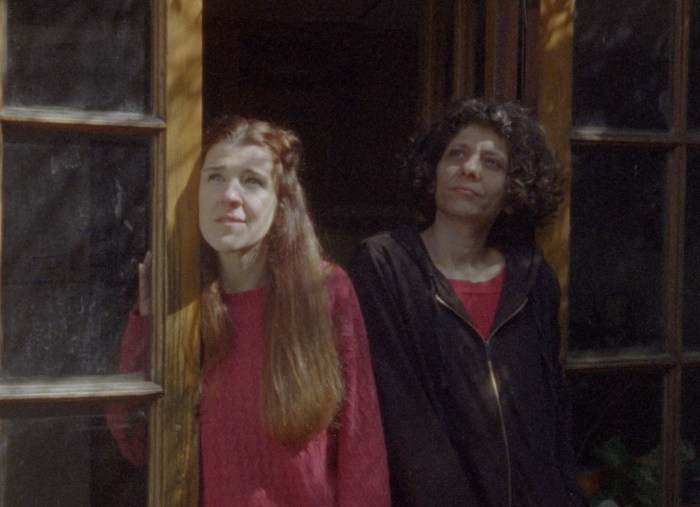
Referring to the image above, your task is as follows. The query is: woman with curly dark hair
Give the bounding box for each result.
[349,98,587,506]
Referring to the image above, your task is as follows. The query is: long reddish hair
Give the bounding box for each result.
[199,116,344,447]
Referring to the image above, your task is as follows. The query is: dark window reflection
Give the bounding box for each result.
[4,0,150,112]
[569,371,662,506]
[690,1,700,129]
[1,128,149,378]
[573,0,670,130]
[682,368,700,504]
[569,147,666,352]
[685,149,700,348]
[0,404,147,507]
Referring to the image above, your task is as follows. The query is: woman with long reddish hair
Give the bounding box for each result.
[111,116,390,506]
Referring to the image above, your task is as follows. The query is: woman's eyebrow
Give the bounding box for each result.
[242,166,268,175]
[486,150,507,159]
[481,147,508,159]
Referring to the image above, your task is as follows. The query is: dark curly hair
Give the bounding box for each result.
[404,97,564,246]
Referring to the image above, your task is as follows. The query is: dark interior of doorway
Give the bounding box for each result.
[204,0,420,264]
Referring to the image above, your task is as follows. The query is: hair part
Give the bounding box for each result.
[199,116,345,447]
[403,97,564,245]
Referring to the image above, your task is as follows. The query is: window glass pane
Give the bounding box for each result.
[690,1,700,130]
[1,128,149,378]
[4,0,150,112]
[685,149,700,349]
[573,0,671,130]
[570,371,662,506]
[0,404,147,507]
[682,368,700,504]
[568,147,666,353]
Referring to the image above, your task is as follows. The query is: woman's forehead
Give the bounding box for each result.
[448,124,508,153]
[202,141,274,169]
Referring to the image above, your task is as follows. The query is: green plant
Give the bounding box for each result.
[589,437,699,507]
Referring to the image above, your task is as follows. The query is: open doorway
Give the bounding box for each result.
[204,0,421,263]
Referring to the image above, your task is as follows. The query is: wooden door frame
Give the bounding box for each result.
[150,0,202,504]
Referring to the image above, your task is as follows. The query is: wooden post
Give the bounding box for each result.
[452,0,477,99]
[149,0,202,505]
[536,0,573,348]
[483,0,520,101]
[419,0,449,121]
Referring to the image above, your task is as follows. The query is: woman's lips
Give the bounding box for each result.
[452,186,481,196]
[216,216,245,224]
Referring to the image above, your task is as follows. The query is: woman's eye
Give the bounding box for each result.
[484,157,505,170]
[206,172,225,182]
[244,176,264,187]
[449,149,464,157]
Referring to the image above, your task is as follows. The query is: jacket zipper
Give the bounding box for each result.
[436,294,527,507]
[485,341,512,507]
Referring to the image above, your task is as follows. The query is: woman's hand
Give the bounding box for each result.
[138,251,152,316]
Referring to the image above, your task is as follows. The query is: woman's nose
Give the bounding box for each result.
[462,155,482,178]
[222,183,242,206]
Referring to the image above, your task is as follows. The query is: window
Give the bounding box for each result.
[539,1,700,505]
[0,1,202,505]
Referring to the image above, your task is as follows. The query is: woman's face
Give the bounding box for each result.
[198,140,278,256]
[432,124,509,226]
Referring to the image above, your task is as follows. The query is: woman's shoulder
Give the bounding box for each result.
[354,224,426,268]
[315,261,349,299]
[361,224,419,249]
[502,243,560,298]
[322,263,366,338]
[324,262,353,291]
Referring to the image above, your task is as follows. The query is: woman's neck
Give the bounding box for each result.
[420,216,504,282]
[217,247,266,293]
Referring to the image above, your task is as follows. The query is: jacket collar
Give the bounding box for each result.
[390,223,543,333]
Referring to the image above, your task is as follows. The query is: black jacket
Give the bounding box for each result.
[349,225,586,507]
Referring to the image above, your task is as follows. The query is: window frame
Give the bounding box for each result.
[537,1,700,505]
[0,0,202,504]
